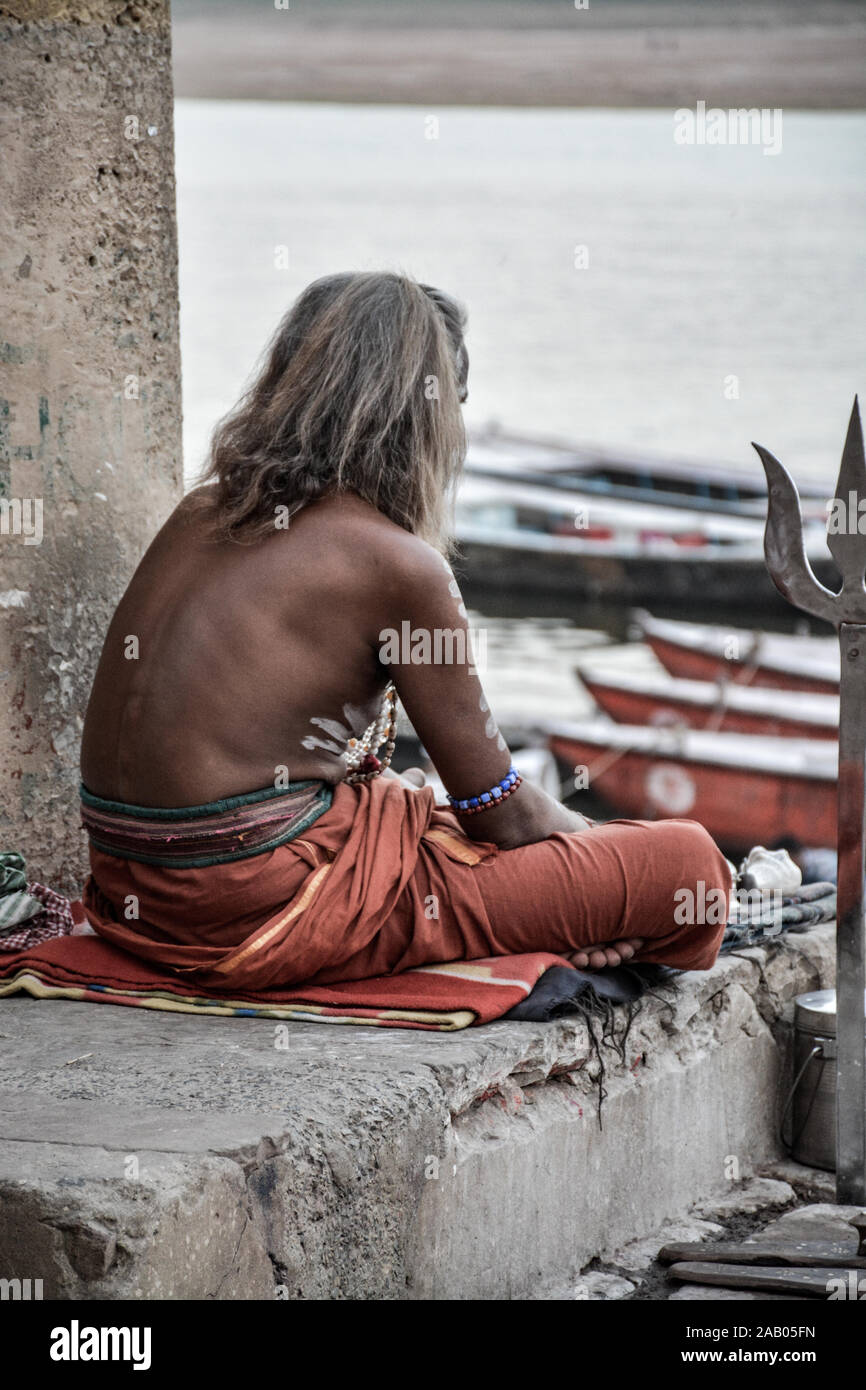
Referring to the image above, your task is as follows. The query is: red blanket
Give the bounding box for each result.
[0,930,574,1031]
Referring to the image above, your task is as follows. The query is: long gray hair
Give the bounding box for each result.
[200,271,469,551]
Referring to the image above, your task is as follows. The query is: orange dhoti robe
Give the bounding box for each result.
[82,776,731,993]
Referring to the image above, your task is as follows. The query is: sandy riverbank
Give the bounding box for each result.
[171,0,866,108]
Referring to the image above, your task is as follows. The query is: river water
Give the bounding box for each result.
[174,100,865,725]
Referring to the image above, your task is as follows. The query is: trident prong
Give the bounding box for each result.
[826,398,866,598]
[753,399,866,622]
[755,396,866,1206]
[752,442,839,623]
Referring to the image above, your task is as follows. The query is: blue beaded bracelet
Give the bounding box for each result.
[447,765,522,815]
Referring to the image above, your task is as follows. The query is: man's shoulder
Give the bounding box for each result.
[298,494,451,587]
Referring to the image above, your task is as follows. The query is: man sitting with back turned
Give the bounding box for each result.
[79,271,730,992]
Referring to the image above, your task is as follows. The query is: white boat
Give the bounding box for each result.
[454,472,837,611]
[465,426,830,522]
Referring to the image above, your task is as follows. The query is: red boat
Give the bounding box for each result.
[634,610,838,695]
[549,719,837,852]
[576,665,839,740]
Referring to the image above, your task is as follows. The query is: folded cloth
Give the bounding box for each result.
[0,848,75,950]
[0,851,45,932]
[0,882,77,952]
[0,932,655,1031]
[720,881,837,953]
[0,851,28,896]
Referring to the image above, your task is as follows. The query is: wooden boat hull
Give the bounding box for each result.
[645,632,838,695]
[580,672,839,740]
[633,612,839,693]
[549,732,837,852]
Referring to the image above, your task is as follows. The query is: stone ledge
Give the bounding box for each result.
[0,923,835,1298]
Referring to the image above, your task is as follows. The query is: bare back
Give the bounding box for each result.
[81,491,398,806]
[82,485,593,850]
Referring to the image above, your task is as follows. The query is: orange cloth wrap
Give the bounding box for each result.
[83,776,730,991]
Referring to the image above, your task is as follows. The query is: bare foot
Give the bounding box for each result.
[567,937,645,970]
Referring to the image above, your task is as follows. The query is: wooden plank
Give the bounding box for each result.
[669,1284,813,1302]
[667,1261,860,1297]
[659,1240,866,1270]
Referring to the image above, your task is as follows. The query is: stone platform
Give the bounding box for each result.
[0,924,835,1300]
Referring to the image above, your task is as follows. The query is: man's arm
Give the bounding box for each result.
[374,537,590,849]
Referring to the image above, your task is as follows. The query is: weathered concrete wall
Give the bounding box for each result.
[0,0,182,892]
[0,925,835,1299]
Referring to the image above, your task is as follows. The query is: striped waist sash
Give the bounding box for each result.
[80,780,334,868]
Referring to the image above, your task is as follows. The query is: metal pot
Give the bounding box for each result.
[789,989,866,1172]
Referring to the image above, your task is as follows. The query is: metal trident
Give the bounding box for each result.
[754,397,865,1204]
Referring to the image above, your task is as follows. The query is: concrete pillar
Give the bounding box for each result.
[0,1,182,892]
